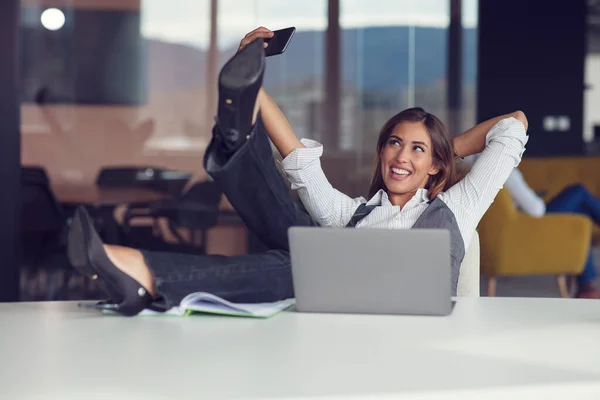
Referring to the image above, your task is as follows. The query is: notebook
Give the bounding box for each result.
[100,292,295,318]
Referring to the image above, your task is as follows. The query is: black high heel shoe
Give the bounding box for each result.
[215,37,266,153]
[67,206,153,316]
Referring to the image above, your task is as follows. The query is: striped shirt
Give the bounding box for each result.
[279,117,528,252]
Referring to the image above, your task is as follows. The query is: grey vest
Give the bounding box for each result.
[346,197,465,296]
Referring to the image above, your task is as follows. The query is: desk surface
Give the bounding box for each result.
[2,297,600,399]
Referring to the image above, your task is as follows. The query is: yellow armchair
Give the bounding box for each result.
[478,188,592,297]
[520,157,600,241]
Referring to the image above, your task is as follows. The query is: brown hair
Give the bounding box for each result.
[367,107,457,200]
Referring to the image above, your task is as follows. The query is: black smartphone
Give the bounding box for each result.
[264,27,296,57]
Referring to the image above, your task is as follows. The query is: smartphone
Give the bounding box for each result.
[264,27,296,57]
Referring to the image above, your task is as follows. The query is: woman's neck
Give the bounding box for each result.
[387,189,419,208]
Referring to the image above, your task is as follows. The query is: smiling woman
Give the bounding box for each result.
[369,107,456,206]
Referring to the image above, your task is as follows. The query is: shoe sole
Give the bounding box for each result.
[219,38,265,91]
[217,38,265,142]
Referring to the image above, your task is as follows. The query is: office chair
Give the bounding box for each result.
[20,167,71,300]
[122,180,223,254]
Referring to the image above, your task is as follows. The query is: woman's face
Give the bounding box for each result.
[380,121,439,200]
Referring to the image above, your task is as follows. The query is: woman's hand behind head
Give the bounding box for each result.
[238,26,274,52]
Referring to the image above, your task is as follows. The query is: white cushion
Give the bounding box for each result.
[457,231,480,297]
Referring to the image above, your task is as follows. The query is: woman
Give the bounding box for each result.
[68,27,528,316]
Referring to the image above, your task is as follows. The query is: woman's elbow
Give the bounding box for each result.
[512,110,528,131]
[529,199,546,218]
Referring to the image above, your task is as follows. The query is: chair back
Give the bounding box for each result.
[457,231,480,297]
[97,166,191,195]
[20,169,68,277]
[478,188,518,269]
[21,166,50,187]
[21,167,64,234]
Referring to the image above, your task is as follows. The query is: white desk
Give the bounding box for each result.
[1,297,600,399]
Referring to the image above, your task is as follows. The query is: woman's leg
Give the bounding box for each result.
[105,244,292,309]
[546,184,600,225]
[69,204,294,315]
[204,39,317,252]
[205,118,317,252]
[546,185,600,296]
[575,249,600,298]
[149,249,292,308]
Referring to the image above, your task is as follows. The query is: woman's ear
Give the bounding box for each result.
[428,163,440,176]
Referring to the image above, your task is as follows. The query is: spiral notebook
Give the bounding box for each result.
[120,292,295,318]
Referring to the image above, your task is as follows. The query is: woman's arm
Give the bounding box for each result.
[260,87,364,226]
[267,88,366,226]
[440,112,529,246]
[258,88,305,157]
[453,111,528,158]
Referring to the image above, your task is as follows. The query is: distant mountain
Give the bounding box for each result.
[22,24,475,104]
[262,26,477,93]
[146,26,477,96]
[145,40,207,91]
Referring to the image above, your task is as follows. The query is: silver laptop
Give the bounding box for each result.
[288,227,452,316]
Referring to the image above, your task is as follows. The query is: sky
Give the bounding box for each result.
[140,0,478,49]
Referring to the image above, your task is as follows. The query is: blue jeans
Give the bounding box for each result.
[142,119,318,308]
[546,184,600,286]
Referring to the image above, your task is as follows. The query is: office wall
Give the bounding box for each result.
[477,0,587,156]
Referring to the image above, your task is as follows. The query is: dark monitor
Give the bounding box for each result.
[20,7,147,105]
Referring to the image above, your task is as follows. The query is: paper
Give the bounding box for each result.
[108,292,295,318]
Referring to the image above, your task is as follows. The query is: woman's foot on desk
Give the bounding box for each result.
[214,37,265,155]
[68,206,156,316]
